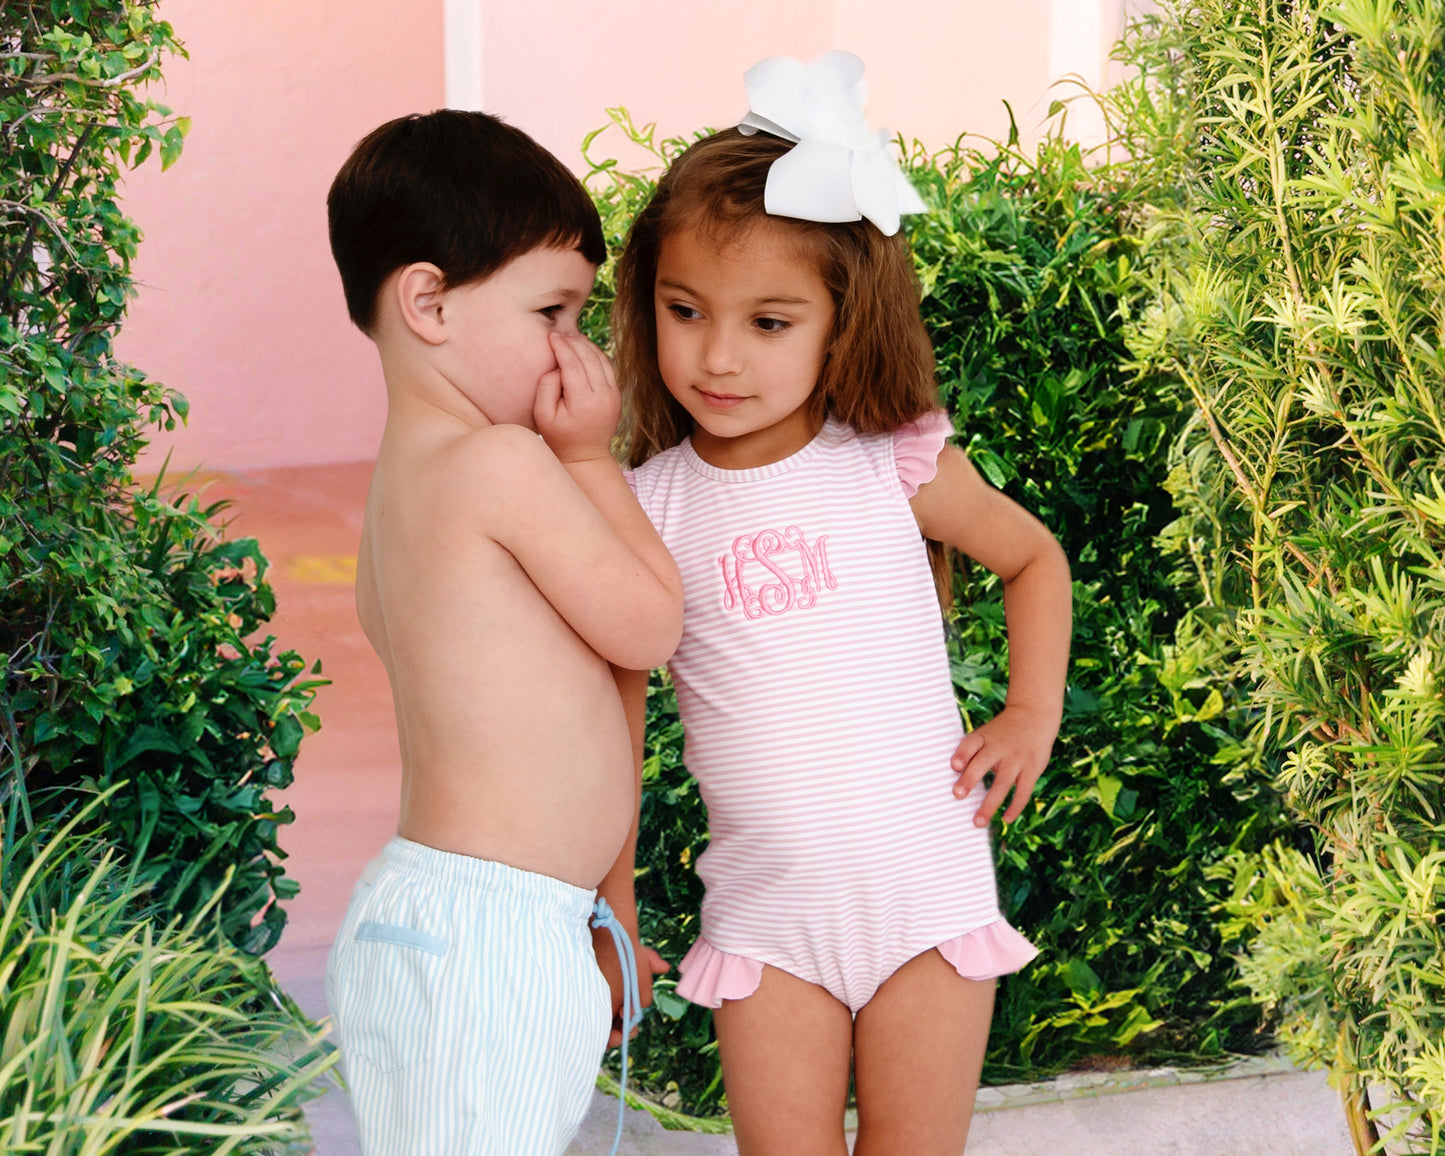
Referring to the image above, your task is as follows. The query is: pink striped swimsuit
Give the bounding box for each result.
[628,413,1037,1014]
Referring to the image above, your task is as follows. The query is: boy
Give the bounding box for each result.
[322,110,683,1156]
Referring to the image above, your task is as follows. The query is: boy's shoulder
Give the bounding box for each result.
[439,422,561,489]
[378,421,566,532]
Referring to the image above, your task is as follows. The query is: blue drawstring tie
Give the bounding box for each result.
[591,897,642,1156]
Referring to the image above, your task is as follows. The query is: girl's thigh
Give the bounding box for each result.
[851,949,996,1156]
[712,963,854,1156]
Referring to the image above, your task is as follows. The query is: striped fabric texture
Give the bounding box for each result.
[630,415,1028,1013]
[325,837,610,1155]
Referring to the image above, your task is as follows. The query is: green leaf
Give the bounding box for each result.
[159,124,184,170]
[1097,773,1124,817]
[652,990,691,1020]
[1060,958,1104,997]
[269,714,303,759]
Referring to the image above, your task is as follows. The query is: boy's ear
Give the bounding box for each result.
[394,262,448,345]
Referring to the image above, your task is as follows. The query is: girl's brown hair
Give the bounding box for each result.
[613,128,955,604]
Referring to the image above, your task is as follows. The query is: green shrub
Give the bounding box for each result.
[1116,0,1445,1148]
[0,792,337,1154]
[581,110,1286,1114]
[907,127,1285,1081]
[0,0,321,952]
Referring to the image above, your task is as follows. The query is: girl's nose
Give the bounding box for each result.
[701,329,742,376]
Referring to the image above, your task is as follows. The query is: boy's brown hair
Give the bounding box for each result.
[329,110,606,333]
[613,128,940,469]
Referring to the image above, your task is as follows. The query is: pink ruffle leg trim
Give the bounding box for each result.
[935,918,1040,980]
[674,919,1039,1010]
[674,937,764,1008]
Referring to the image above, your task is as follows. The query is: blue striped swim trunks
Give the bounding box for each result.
[325,837,611,1155]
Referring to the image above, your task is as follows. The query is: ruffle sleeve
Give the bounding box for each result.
[892,409,954,498]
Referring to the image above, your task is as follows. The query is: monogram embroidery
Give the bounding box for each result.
[718,526,838,618]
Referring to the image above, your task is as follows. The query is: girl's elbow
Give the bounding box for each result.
[1007,533,1071,591]
[1043,537,1073,601]
[1048,534,1071,580]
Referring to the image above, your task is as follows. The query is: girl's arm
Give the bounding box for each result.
[910,445,1073,825]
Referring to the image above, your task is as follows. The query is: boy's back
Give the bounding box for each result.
[321,111,681,1156]
[359,409,635,887]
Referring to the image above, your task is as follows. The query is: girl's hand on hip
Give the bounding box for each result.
[950,703,1059,826]
[534,331,621,464]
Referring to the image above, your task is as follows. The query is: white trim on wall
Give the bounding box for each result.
[443,0,484,110]
[1049,0,1104,89]
[1049,0,1113,142]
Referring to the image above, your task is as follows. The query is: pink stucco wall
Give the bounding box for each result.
[832,1,1053,150]
[121,1,1106,473]
[476,2,1053,180]
[120,1,444,474]
[477,2,828,169]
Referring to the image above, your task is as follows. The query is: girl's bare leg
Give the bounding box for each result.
[851,949,996,1156]
[712,963,854,1156]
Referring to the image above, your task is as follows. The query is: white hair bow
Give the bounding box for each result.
[737,50,926,237]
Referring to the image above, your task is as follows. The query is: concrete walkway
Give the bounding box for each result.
[209,461,1357,1156]
[303,1060,1355,1156]
[566,1065,1354,1155]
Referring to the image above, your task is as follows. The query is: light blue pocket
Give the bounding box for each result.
[335,920,451,1073]
[356,921,448,956]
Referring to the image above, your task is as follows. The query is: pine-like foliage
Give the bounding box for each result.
[0,795,336,1153]
[1120,1,1445,1148]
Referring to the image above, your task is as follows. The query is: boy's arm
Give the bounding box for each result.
[478,334,682,671]
[593,664,670,1045]
[477,431,681,670]
[537,334,674,1036]
[539,332,679,613]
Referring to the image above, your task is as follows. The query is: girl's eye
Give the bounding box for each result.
[755,317,790,334]
[666,303,701,322]
[539,304,564,321]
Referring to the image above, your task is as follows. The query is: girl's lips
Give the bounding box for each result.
[696,388,747,410]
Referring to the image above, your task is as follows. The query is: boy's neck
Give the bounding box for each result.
[375,336,495,434]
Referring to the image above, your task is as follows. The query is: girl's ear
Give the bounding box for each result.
[394,262,448,345]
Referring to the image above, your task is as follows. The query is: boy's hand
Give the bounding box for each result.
[534,332,620,464]
[594,928,671,1047]
[950,703,1059,826]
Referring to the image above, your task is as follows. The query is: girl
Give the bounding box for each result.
[614,54,1073,1156]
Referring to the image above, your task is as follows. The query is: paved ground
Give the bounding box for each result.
[206,461,1358,1156]
[306,1067,1355,1156]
